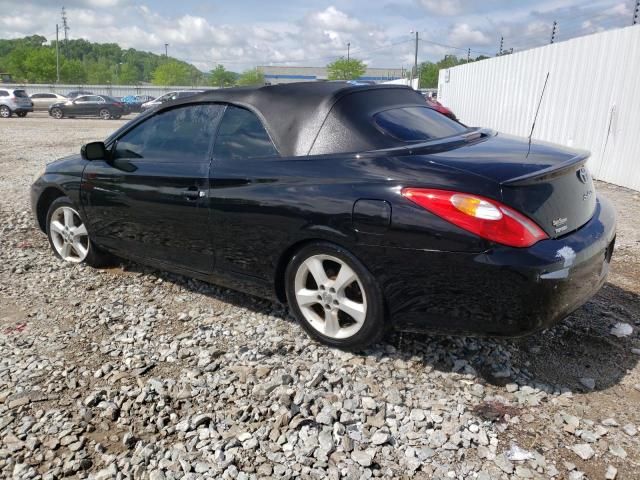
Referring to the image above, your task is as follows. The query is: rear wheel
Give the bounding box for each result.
[51,108,63,119]
[99,108,111,120]
[0,105,11,118]
[46,197,112,267]
[16,112,27,118]
[285,242,386,350]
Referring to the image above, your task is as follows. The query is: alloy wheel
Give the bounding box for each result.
[99,109,111,120]
[293,254,367,339]
[0,106,10,118]
[49,206,90,263]
[51,108,63,119]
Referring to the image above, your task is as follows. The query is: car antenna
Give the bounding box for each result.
[527,72,550,156]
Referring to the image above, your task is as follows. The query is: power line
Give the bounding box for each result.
[417,37,493,57]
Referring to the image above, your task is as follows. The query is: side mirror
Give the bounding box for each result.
[81,141,107,161]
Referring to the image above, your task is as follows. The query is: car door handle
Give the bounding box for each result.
[181,188,205,200]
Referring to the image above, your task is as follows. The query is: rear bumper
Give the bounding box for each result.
[362,196,616,336]
[14,106,33,113]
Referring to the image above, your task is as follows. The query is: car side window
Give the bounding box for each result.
[75,96,89,103]
[213,106,278,160]
[0,91,9,97]
[114,104,224,163]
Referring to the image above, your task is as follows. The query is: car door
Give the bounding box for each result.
[208,105,282,281]
[81,103,225,272]
[71,95,92,115]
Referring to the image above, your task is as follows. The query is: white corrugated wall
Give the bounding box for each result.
[438,25,640,192]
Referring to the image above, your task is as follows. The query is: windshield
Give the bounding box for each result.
[14,90,28,98]
[374,106,466,142]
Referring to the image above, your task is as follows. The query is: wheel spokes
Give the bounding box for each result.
[332,263,357,292]
[304,257,329,286]
[50,220,65,235]
[296,288,319,306]
[323,310,341,337]
[338,298,366,324]
[72,240,88,258]
[63,208,74,228]
[72,223,88,238]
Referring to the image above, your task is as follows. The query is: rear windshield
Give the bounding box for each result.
[374,106,466,142]
[13,90,28,98]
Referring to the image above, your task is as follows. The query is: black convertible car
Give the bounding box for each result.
[31,82,616,349]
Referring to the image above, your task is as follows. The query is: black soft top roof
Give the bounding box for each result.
[164,82,427,157]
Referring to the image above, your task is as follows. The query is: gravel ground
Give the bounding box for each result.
[1,114,639,480]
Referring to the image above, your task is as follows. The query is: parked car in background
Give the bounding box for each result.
[120,95,154,113]
[421,92,457,120]
[140,90,204,111]
[49,95,125,120]
[0,88,33,118]
[66,90,94,99]
[30,93,68,111]
[31,82,616,349]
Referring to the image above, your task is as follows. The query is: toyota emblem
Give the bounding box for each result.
[577,167,589,184]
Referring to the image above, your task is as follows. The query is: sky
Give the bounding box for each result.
[0,0,635,72]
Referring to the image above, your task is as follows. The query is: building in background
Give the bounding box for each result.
[258,66,404,84]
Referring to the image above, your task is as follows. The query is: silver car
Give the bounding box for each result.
[0,88,33,118]
[140,90,204,111]
[30,92,68,112]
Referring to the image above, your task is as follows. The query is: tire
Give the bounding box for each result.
[51,108,63,119]
[99,108,112,120]
[113,114,122,120]
[285,242,387,350]
[0,105,12,118]
[46,197,113,268]
[16,112,27,118]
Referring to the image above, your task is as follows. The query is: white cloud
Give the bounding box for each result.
[418,0,466,16]
[448,23,491,46]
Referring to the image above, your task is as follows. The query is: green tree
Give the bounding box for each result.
[209,64,236,87]
[326,58,366,80]
[23,48,57,82]
[118,63,140,84]
[236,68,264,86]
[418,54,489,88]
[60,59,87,83]
[151,60,192,86]
[84,61,111,84]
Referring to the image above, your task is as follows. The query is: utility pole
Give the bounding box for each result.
[633,0,639,25]
[412,30,419,87]
[498,36,504,56]
[55,24,60,83]
[347,42,350,62]
[550,21,558,44]
[467,48,470,63]
[164,43,169,57]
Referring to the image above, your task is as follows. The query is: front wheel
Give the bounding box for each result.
[99,108,112,120]
[46,197,112,267]
[285,242,387,350]
[0,105,12,118]
[51,108,63,119]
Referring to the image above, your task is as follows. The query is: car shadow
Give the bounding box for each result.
[117,262,639,394]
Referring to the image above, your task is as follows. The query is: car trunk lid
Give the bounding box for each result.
[405,131,597,239]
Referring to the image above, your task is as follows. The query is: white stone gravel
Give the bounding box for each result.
[1,114,639,479]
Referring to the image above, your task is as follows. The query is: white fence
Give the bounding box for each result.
[438,25,640,192]
[1,83,213,98]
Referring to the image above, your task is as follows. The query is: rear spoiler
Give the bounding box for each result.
[501,152,590,186]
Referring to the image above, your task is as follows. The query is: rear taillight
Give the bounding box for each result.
[401,188,548,248]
